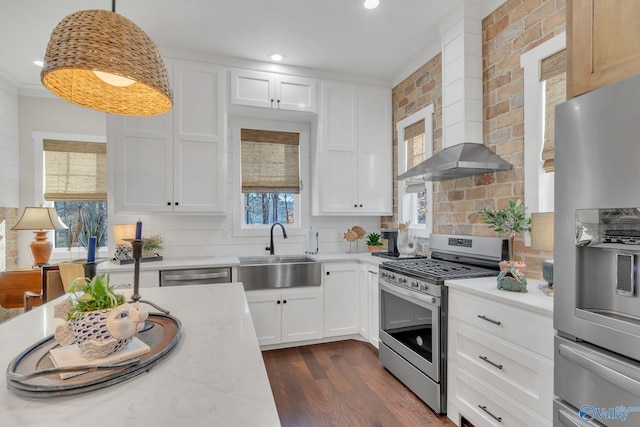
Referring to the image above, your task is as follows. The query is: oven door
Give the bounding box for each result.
[379,279,440,382]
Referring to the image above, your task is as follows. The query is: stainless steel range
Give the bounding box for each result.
[378,233,508,414]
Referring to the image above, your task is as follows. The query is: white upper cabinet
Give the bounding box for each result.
[109,59,226,213]
[314,81,392,215]
[230,69,317,112]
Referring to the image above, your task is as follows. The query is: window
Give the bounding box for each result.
[397,104,434,237]
[42,139,108,249]
[520,32,566,245]
[240,128,300,227]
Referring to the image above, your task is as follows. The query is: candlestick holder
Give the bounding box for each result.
[130,239,143,303]
[123,239,171,323]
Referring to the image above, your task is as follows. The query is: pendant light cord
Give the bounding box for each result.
[112,0,116,13]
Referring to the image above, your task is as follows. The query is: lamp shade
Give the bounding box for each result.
[12,207,68,231]
[41,9,173,116]
[113,224,137,245]
[531,212,554,252]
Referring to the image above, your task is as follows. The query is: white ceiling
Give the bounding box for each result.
[0,0,506,93]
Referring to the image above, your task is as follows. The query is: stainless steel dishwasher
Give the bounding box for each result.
[159,267,232,287]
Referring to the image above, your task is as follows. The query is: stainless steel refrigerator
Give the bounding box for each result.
[555,73,640,426]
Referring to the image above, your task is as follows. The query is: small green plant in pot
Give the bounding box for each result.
[478,199,531,270]
[53,274,148,359]
[366,232,384,252]
[142,234,164,257]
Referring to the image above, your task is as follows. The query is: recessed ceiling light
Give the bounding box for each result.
[33,60,44,67]
[268,52,285,62]
[364,0,379,10]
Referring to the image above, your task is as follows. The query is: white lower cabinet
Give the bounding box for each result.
[246,288,323,346]
[447,288,553,426]
[367,265,379,348]
[323,262,359,337]
[106,270,159,288]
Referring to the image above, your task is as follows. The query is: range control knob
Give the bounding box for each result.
[419,284,428,291]
[410,281,419,288]
[398,277,407,283]
[389,273,396,280]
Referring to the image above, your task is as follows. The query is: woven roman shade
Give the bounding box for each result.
[540,49,566,173]
[43,140,107,201]
[41,9,173,116]
[241,129,300,194]
[405,120,426,170]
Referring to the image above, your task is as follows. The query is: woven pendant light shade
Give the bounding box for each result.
[41,9,173,116]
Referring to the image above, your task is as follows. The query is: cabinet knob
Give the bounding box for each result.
[354,204,358,208]
[167,202,171,206]
[283,299,287,304]
[326,271,330,275]
[277,300,281,304]
[175,202,179,206]
[359,204,363,207]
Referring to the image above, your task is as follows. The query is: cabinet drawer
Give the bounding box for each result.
[449,289,553,358]
[449,319,553,416]
[448,362,551,427]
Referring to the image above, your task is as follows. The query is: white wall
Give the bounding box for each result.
[0,75,19,208]
[20,95,381,264]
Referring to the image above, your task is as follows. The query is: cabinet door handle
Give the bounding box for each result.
[479,355,503,370]
[477,314,501,325]
[478,405,502,422]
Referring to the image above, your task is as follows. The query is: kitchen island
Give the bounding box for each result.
[0,283,280,427]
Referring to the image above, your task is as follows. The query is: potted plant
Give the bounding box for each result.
[478,199,531,271]
[366,232,384,252]
[53,274,147,359]
[142,234,164,258]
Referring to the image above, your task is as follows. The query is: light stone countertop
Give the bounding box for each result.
[0,283,281,427]
[445,276,554,317]
[97,252,385,273]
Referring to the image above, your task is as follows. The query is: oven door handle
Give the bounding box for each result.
[379,281,440,307]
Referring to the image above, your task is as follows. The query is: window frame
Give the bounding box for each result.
[396,104,434,238]
[520,32,565,246]
[230,118,310,237]
[32,132,108,259]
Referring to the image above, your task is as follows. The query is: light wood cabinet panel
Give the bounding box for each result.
[568,0,640,98]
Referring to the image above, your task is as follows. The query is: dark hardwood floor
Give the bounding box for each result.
[262,340,457,427]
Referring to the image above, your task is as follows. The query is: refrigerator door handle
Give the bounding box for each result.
[557,408,589,427]
[559,342,640,395]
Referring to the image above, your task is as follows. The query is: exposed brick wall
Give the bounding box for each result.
[389,0,566,279]
[0,207,19,271]
[383,54,443,229]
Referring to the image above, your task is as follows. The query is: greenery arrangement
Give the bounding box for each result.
[366,232,384,247]
[143,234,164,253]
[478,199,531,261]
[66,274,126,321]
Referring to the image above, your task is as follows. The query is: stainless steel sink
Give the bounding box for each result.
[237,255,321,290]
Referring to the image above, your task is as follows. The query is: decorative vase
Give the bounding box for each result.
[497,262,528,292]
[54,300,148,359]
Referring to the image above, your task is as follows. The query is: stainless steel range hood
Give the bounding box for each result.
[398,142,512,182]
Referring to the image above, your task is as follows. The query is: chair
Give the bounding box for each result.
[24,265,65,312]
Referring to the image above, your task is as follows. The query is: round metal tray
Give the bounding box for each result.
[6,313,182,397]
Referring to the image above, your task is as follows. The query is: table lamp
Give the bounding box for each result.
[531,212,554,295]
[113,224,137,261]
[12,206,67,266]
